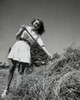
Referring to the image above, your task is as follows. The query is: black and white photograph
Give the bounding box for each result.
[0,0,80,100]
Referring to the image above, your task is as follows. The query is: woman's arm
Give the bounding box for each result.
[16,25,26,40]
[37,37,52,59]
[42,46,52,58]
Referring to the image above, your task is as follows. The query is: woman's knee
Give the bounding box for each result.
[18,63,26,75]
[9,59,16,73]
[18,66,24,75]
[9,66,15,73]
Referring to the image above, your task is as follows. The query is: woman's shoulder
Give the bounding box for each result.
[20,25,32,31]
[26,26,32,30]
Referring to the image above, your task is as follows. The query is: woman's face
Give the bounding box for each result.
[33,19,41,30]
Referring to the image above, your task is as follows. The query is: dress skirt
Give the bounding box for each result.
[8,40,31,63]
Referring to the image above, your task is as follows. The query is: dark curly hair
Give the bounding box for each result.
[31,18,45,35]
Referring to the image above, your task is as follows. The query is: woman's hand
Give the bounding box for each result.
[21,25,26,31]
[48,56,53,62]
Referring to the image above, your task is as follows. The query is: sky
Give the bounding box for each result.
[0,0,80,63]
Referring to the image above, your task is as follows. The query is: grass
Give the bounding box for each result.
[0,45,80,100]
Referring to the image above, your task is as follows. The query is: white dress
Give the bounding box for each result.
[8,26,44,63]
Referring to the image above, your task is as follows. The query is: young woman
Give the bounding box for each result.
[1,18,52,98]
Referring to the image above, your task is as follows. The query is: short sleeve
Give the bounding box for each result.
[37,37,45,47]
[16,27,23,40]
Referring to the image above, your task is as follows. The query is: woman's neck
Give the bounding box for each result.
[31,27,39,35]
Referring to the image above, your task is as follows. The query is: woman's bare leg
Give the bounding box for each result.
[1,59,16,98]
